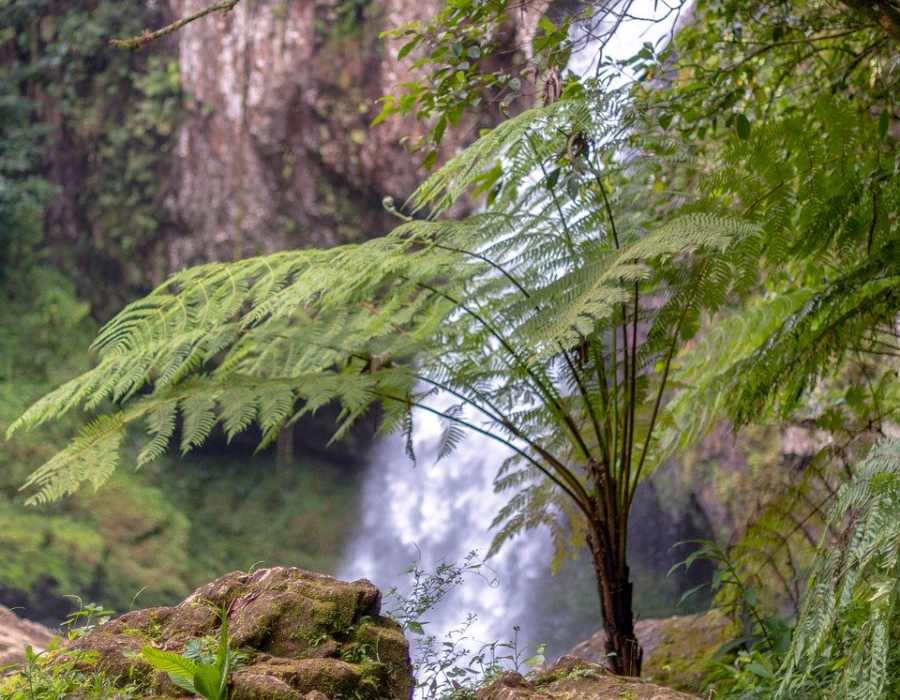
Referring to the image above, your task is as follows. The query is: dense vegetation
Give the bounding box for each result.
[1,0,898,698]
[0,0,365,620]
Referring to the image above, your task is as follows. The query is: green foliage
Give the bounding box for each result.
[639,0,898,143]
[9,89,755,552]
[0,69,54,286]
[660,96,899,454]
[375,0,573,165]
[0,643,141,700]
[142,610,235,700]
[688,438,900,699]
[0,600,145,699]
[8,79,767,675]
[155,453,362,580]
[0,0,182,308]
[776,437,900,700]
[5,0,898,689]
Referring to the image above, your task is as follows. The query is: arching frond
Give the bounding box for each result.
[777,437,900,700]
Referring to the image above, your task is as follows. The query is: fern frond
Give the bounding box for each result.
[776,436,900,699]
[20,413,128,505]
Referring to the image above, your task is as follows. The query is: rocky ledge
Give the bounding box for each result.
[477,656,698,699]
[1,568,716,699]
[59,567,412,699]
[568,609,732,692]
[0,604,53,667]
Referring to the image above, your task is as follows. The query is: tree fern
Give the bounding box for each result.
[7,86,772,675]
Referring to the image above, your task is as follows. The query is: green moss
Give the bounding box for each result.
[641,610,735,692]
[0,502,104,597]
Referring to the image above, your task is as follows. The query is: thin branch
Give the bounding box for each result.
[111,0,241,50]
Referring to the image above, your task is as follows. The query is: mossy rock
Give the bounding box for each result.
[51,567,413,699]
[477,657,698,699]
[568,609,734,693]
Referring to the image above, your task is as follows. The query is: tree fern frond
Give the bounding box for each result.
[20,413,128,505]
[180,395,218,455]
[138,402,178,466]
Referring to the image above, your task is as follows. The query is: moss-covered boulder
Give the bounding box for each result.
[568,609,733,692]
[59,567,413,699]
[476,656,698,699]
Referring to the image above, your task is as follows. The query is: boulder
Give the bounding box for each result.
[568,609,733,692]
[0,605,54,666]
[476,656,698,699]
[60,567,413,699]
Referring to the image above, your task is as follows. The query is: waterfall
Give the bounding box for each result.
[337,402,551,650]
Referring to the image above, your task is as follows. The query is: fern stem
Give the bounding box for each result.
[423,237,608,457]
[629,267,697,505]
[591,167,633,499]
[624,282,640,519]
[410,278,594,462]
[372,389,593,517]
[590,339,615,470]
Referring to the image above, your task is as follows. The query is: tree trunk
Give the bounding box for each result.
[587,524,643,676]
[276,427,294,472]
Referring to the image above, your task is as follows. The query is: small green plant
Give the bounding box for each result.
[341,642,376,663]
[672,540,787,655]
[61,597,116,640]
[0,642,143,700]
[671,541,801,698]
[141,610,235,700]
[386,554,548,699]
[0,599,138,698]
[300,630,331,648]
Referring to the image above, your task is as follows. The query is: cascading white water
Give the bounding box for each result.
[337,402,550,648]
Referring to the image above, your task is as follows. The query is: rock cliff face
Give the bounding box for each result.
[26,1,542,303]
[164,0,539,271]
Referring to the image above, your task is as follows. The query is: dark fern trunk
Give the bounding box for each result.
[587,521,643,676]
